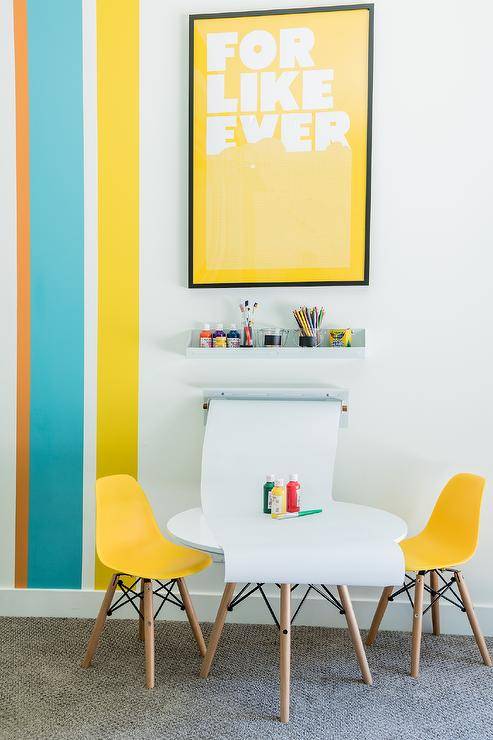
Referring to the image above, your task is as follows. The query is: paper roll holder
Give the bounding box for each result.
[202,387,349,427]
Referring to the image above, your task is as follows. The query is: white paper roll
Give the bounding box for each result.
[201,399,341,517]
[201,399,404,586]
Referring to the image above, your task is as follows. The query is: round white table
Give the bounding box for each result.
[166,503,407,560]
[167,503,406,724]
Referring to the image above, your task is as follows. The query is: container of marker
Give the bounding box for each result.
[263,474,275,514]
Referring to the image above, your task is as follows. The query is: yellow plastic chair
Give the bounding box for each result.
[82,475,212,688]
[366,473,491,677]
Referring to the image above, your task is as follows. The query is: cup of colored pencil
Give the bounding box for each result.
[239,300,258,347]
[292,306,325,347]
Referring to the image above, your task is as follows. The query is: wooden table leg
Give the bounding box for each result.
[280,583,291,723]
[366,586,393,646]
[338,585,372,685]
[455,571,492,666]
[429,570,440,636]
[143,579,155,688]
[177,577,207,657]
[411,572,425,678]
[82,573,118,668]
[200,582,236,678]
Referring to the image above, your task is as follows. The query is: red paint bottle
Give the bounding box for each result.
[287,474,301,513]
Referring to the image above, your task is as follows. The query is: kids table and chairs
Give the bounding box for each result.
[82,470,490,724]
[81,387,490,725]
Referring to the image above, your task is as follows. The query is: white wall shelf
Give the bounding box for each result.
[186,329,365,359]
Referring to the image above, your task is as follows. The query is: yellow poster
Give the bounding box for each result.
[190,5,373,287]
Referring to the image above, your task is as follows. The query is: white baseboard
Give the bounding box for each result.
[1,586,492,636]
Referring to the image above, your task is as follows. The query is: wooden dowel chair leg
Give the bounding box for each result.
[143,579,155,688]
[177,578,207,657]
[455,571,492,667]
[430,570,440,636]
[337,585,372,685]
[366,586,393,646]
[411,572,425,678]
[139,578,145,642]
[280,584,291,724]
[200,582,236,678]
[81,573,118,668]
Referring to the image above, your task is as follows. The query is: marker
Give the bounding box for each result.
[274,509,322,520]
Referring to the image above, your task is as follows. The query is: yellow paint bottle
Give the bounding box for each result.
[271,479,287,518]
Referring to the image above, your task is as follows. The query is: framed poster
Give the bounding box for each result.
[189,4,373,287]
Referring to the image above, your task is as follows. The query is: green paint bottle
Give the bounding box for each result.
[263,474,275,514]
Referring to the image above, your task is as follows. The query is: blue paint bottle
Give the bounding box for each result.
[227,324,241,348]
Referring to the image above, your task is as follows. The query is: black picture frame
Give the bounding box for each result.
[189,4,374,288]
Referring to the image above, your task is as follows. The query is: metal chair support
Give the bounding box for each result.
[226,582,345,629]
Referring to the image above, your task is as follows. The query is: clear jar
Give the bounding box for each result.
[257,328,289,347]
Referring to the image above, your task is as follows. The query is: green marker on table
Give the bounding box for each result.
[274,509,322,520]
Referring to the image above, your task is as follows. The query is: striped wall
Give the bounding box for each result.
[95,0,140,589]
[2,0,140,590]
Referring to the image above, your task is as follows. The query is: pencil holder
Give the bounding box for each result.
[298,329,321,348]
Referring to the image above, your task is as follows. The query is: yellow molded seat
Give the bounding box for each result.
[367,473,491,677]
[82,475,212,688]
[95,474,211,580]
[400,473,485,572]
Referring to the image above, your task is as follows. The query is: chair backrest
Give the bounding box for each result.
[422,473,485,561]
[96,475,163,563]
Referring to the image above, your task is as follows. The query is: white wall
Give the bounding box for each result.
[138,0,493,630]
[1,0,492,633]
[0,0,17,588]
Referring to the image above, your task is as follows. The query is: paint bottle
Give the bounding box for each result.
[212,323,227,348]
[263,474,275,514]
[271,478,286,518]
[287,474,301,513]
[199,323,213,348]
[227,324,241,348]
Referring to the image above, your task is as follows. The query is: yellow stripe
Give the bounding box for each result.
[95,0,139,588]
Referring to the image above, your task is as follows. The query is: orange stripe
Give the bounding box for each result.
[13,0,30,589]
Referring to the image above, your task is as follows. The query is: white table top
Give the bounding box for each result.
[166,504,407,559]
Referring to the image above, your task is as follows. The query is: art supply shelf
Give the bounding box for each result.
[186,329,366,359]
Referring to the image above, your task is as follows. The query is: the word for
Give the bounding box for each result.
[205,28,351,154]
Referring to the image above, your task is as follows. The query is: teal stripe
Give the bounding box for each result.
[27,0,84,588]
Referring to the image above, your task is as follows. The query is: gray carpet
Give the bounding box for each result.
[1,617,493,740]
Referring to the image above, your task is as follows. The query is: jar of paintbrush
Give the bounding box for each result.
[293,306,325,347]
[239,300,258,347]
